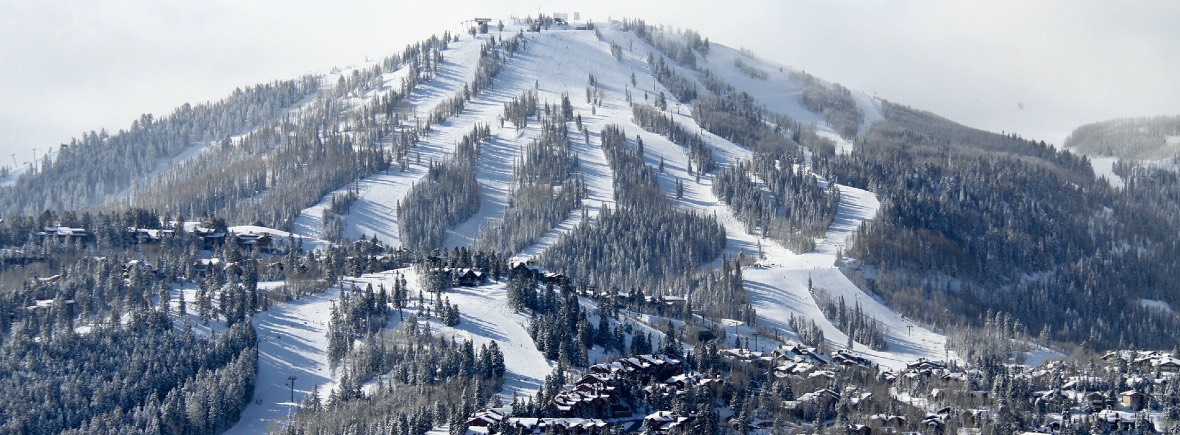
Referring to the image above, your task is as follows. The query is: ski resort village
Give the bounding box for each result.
[1,11,1180,435]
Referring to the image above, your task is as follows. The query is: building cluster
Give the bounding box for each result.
[509,261,570,288]
[463,355,699,434]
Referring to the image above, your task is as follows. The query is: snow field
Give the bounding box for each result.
[259,27,951,435]
[226,284,343,435]
[590,26,948,369]
[293,33,492,243]
[228,261,557,434]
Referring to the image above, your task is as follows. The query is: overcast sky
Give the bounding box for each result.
[2,0,1177,169]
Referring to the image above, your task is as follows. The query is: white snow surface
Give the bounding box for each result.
[226,285,342,435]
[585,26,948,369]
[0,164,28,187]
[228,265,553,433]
[1140,298,1174,314]
[1087,155,1125,189]
[239,22,955,432]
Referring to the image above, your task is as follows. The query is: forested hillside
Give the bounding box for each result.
[823,102,1180,350]
[1066,115,1180,159]
[3,15,1180,435]
[0,79,319,216]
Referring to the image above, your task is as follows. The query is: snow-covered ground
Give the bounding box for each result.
[425,282,554,400]
[227,284,342,435]
[576,26,949,369]
[0,164,28,187]
[1088,155,1125,189]
[227,263,555,433]
[292,33,490,244]
[236,23,957,433]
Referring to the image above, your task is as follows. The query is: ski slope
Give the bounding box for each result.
[244,22,953,433]
[227,285,342,435]
[424,281,554,400]
[292,33,490,244]
[227,264,555,433]
[587,25,947,369]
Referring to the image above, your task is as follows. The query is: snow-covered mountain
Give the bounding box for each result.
[5,16,1180,435]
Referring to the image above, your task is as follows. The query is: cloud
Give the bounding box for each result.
[0,0,1176,168]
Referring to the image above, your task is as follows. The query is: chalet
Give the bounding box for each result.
[664,372,722,390]
[552,390,610,417]
[643,410,694,434]
[232,230,273,252]
[613,354,683,380]
[191,255,221,275]
[503,417,608,434]
[1082,391,1108,409]
[1032,389,1070,410]
[1102,349,1177,373]
[559,355,682,419]
[222,261,244,278]
[906,358,947,372]
[589,361,625,377]
[920,414,946,434]
[36,226,90,244]
[959,409,990,428]
[725,417,774,432]
[192,227,227,249]
[1132,355,1157,370]
[661,295,687,307]
[848,391,874,409]
[904,358,948,378]
[510,261,545,281]
[870,414,908,432]
[808,369,838,382]
[575,373,612,387]
[465,408,506,428]
[831,350,873,368]
[845,424,872,435]
[940,371,968,382]
[123,259,157,278]
[541,271,569,287]
[1062,375,1109,391]
[720,348,774,369]
[1120,390,1146,410]
[1157,357,1180,373]
[772,343,831,366]
[126,227,172,244]
[797,388,841,408]
[456,268,486,287]
[26,298,74,313]
[1088,410,1143,433]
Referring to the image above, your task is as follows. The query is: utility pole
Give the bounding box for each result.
[287,375,298,403]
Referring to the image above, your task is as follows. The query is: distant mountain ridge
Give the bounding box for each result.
[1065,114,1180,160]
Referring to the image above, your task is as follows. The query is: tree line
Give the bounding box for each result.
[540,124,726,291]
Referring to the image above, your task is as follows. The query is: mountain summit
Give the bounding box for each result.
[2,16,1179,435]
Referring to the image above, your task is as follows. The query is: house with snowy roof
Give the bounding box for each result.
[642,410,694,434]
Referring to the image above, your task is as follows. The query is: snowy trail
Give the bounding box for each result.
[293,33,491,243]
[227,286,341,435]
[353,269,553,401]
[430,282,554,400]
[595,25,946,369]
[257,28,951,435]
[737,186,951,370]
